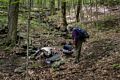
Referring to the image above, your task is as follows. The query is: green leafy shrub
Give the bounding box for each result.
[112,64,120,69]
[98,0,120,6]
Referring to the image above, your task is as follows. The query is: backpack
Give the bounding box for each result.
[72,28,89,40]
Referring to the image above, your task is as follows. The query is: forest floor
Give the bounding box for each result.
[0,23,120,80]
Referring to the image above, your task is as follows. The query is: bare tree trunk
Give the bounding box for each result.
[37,0,39,8]
[50,0,55,15]
[90,0,93,22]
[104,5,105,21]
[43,0,46,8]
[31,0,33,7]
[26,0,31,80]
[95,0,98,21]
[61,0,67,27]
[58,0,61,10]
[40,0,43,8]
[76,0,82,22]
[118,6,120,27]
[7,0,19,46]
[21,0,25,6]
[80,0,84,22]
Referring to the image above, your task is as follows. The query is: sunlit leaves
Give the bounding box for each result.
[0,0,8,3]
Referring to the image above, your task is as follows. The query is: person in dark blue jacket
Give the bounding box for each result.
[72,27,89,63]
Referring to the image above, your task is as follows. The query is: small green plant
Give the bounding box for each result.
[0,15,7,26]
[112,64,120,69]
[0,60,4,65]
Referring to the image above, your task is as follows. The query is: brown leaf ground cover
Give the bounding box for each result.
[0,26,120,80]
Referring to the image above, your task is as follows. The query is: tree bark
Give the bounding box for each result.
[76,0,82,22]
[61,0,67,27]
[31,0,33,7]
[50,0,55,15]
[43,0,46,8]
[26,0,31,79]
[58,0,61,10]
[95,0,98,21]
[7,0,19,46]
[90,0,93,22]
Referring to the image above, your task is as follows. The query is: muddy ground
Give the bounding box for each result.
[0,26,120,80]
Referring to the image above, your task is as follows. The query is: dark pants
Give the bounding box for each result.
[75,40,83,62]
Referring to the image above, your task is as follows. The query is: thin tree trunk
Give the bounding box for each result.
[50,0,55,15]
[61,0,67,27]
[7,0,19,46]
[26,0,31,80]
[37,0,39,8]
[58,0,61,10]
[22,0,25,6]
[80,0,84,22]
[43,0,46,8]
[95,0,98,21]
[40,0,43,8]
[118,6,120,27]
[31,0,33,7]
[76,0,82,22]
[104,5,105,21]
[90,0,93,22]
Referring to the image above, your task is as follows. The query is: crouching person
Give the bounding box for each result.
[72,27,89,63]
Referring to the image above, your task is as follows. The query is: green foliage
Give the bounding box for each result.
[0,0,8,9]
[98,0,120,6]
[30,62,42,68]
[31,19,40,28]
[52,60,65,69]
[83,0,95,4]
[10,0,20,5]
[0,0,8,3]
[65,33,72,39]
[0,0,22,10]
[112,64,120,69]
[0,15,7,26]
[0,5,7,9]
